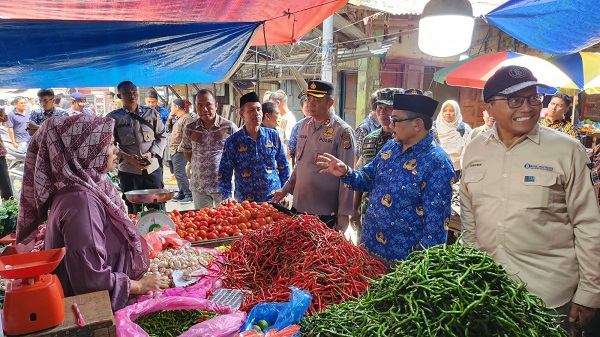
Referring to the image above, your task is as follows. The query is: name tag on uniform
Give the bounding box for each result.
[524,176,535,182]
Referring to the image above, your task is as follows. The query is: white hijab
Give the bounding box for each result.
[436,100,465,170]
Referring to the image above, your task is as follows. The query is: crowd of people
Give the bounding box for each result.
[6,65,600,334]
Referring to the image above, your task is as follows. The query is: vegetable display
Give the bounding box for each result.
[168,201,286,243]
[215,214,387,313]
[300,244,568,337]
[0,199,18,238]
[146,246,217,281]
[134,309,219,337]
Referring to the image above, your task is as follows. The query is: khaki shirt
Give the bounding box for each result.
[107,105,166,175]
[460,124,600,308]
[282,111,355,216]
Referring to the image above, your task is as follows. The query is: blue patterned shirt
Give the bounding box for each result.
[288,118,305,160]
[29,107,68,125]
[219,126,290,202]
[342,133,455,262]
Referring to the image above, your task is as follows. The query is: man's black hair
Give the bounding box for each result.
[117,81,135,92]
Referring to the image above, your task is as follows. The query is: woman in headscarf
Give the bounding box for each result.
[435,100,472,178]
[16,114,169,311]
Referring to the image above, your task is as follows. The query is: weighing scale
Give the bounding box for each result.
[124,188,176,234]
[0,247,66,335]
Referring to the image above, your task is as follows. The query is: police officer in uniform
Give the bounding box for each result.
[108,81,167,214]
[273,80,355,231]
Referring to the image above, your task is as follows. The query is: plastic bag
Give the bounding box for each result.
[142,226,191,258]
[241,287,311,334]
[115,296,246,337]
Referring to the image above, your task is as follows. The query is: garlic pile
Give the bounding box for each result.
[146,246,217,280]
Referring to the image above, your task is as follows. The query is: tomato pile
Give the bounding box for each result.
[167,201,288,243]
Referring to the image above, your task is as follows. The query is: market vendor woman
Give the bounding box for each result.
[318,93,455,267]
[16,114,169,311]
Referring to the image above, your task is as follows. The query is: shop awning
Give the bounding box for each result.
[485,0,600,55]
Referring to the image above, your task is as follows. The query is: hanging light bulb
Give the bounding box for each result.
[418,0,475,57]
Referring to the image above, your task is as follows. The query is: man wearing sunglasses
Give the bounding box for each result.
[27,88,68,136]
[460,65,600,331]
[317,93,455,267]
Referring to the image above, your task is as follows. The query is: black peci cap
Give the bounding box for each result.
[240,92,260,107]
[393,94,439,117]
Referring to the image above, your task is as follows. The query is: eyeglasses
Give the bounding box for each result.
[487,94,543,109]
[389,116,417,127]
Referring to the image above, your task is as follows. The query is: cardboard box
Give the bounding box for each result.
[17,290,115,337]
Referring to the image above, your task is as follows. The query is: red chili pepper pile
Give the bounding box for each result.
[215,214,387,314]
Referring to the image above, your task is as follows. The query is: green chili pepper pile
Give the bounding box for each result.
[135,309,219,337]
[300,244,568,336]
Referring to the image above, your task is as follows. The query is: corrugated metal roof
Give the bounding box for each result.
[349,0,509,17]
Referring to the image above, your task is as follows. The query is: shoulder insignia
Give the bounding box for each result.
[380,150,392,160]
[323,127,334,138]
[415,206,424,216]
[343,140,351,149]
[376,232,387,245]
[324,118,331,125]
[340,131,351,141]
[242,170,251,178]
[265,140,273,148]
[381,194,392,207]
[403,159,417,170]
[239,143,248,152]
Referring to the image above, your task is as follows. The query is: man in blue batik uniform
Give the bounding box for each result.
[317,93,455,267]
[219,92,290,203]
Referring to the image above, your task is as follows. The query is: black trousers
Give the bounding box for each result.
[0,157,12,200]
[290,207,337,229]
[119,167,164,214]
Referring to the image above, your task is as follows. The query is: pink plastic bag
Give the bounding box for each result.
[115,296,246,337]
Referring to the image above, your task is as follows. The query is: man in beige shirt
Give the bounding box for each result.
[460,65,600,330]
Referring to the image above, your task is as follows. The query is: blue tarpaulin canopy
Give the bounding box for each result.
[0,21,259,88]
[0,0,349,89]
[485,0,600,55]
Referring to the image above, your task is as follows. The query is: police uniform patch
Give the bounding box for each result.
[380,150,392,160]
[242,170,251,178]
[265,140,273,148]
[323,127,334,138]
[239,144,248,152]
[381,194,392,207]
[343,140,351,149]
[340,131,351,141]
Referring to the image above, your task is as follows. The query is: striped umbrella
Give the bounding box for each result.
[433,51,571,91]
[550,52,600,95]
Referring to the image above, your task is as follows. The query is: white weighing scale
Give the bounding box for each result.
[124,188,176,234]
